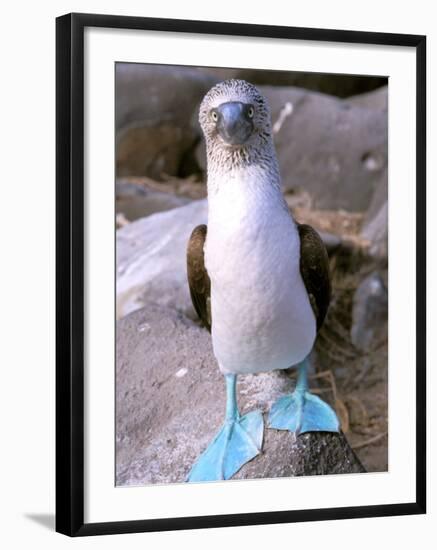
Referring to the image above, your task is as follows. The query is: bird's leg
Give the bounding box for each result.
[268,357,339,434]
[295,360,309,392]
[187,374,264,482]
[225,373,239,421]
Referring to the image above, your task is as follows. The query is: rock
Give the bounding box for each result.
[361,200,388,261]
[199,67,387,98]
[349,84,387,258]
[346,86,388,112]
[351,272,388,351]
[196,86,387,212]
[116,199,207,320]
[266,86,387,211]
[116,212,130,229]
[116,64,216,178]
[116,305,365,485]
[116,180,191,221]
[364,167,388,223]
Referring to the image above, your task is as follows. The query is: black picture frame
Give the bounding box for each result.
[56,12,426,537]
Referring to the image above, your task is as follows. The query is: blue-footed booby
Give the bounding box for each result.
[186,80,339,482]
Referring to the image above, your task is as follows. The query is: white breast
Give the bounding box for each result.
[205,167,316,375]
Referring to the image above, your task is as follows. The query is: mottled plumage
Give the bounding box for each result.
[198,79,280,184]
[297,224,331,330]
[186,224,211,331]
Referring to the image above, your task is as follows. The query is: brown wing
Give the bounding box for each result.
[297,223,331,331]
[187,224,211,332]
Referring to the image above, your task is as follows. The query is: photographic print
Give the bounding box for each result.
[115,63,389,486]
[56,13,425,535]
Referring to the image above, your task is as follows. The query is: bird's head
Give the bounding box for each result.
[199,79,273,166]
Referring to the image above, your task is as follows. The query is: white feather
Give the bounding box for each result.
[205,165,316,375]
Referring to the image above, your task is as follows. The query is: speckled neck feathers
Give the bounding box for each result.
[199,79,281,193]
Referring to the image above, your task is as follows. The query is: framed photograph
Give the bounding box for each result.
[56,12,426,536]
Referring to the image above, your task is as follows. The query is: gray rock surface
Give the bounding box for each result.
[351,271,388,351]
[364,167,388,223]
[362,200,388,261]
[116,305,365,485]
[196,86,387,212]
[346,85,388,112]
[116,64,216,178]
[200,67,387,98]
[116,199,207,320]
[116,180,191,221]
[265,86,387,212]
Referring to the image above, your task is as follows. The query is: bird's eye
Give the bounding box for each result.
[247,106,254,118]
[211,110,218,122]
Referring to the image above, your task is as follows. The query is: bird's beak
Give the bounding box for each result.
[216,102,254,146]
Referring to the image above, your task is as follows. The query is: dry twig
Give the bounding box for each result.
[352,431,388,450]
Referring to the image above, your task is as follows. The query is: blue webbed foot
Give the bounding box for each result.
[187,410,264,482]
[268,390,339,434]
[268,358,339,435]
